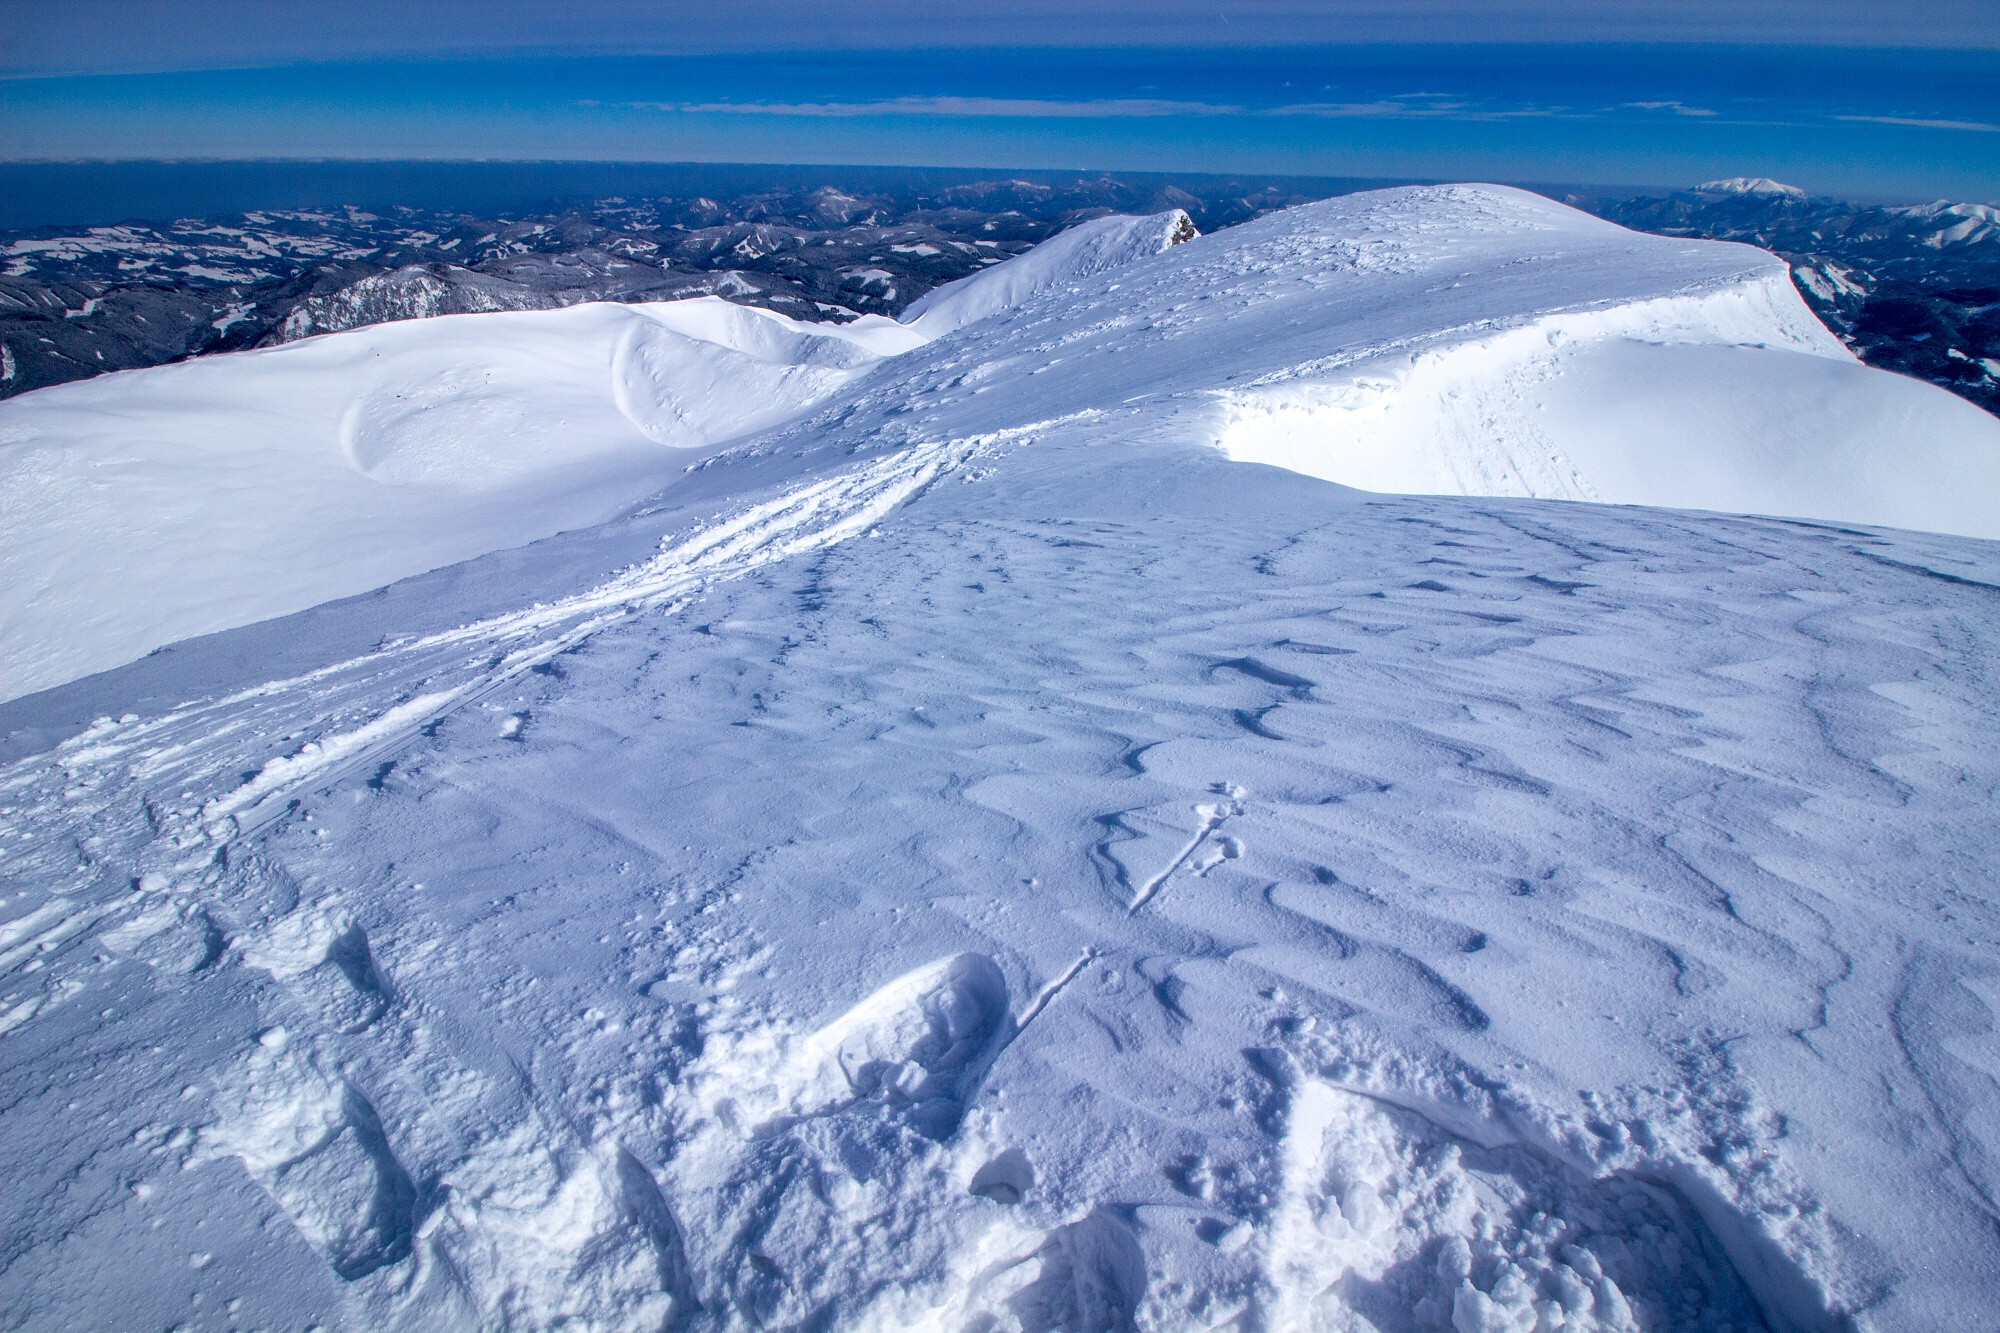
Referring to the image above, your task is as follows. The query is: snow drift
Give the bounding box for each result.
[0,298,916,701]
[1211,274,2000,532]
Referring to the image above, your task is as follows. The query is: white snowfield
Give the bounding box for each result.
[2,186,1999,1332]
[7,187,1998,704]
[0,297,926,703]
[1694,179,1808,199]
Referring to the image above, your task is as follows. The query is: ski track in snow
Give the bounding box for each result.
[5,427,996,854]
[1,186,1998,1332]
[0,427,1015,1330]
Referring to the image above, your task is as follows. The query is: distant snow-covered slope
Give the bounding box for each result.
[4,184,1996,709]
[1695,177,1810,199]
[897,208,1197,337]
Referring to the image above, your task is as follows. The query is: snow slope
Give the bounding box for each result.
[2,186,2000,1332]
[898,208,1197,338]
[6,187,1997,705]
[0,298,920,702]
[1695,178,1809,199]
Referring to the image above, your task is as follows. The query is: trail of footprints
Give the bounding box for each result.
[204,894,1130,1329]
[196,769,1562,1330]
[204,861,1785,1328]
[185,618,1782,1329]
[164,853,1780,1330]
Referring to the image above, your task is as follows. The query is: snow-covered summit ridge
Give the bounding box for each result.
[832,183,1999,541]
[1184,192,2000,530]
[1695,177,1809,198]
[4,184,1998,704]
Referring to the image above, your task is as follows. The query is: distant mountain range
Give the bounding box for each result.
[0,177,1315,400]
[1589,178,2000,415]
[4,173,1996,416]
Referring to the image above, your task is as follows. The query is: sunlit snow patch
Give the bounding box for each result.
[0,298,917,700]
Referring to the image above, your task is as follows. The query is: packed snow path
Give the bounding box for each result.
[2,187,1999,1331]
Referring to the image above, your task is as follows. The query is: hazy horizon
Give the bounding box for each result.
[5,44,1996,204]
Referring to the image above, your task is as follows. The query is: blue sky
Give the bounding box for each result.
[3,4,1997,199]
[7,1,1997,72]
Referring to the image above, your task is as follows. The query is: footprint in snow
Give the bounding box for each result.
[1264,1077,1771,1332]
[201,1030,418,1282]
[956,1210,1147,1333]
[240,913,395,1034]
[696,954,1016,1327]
[784,951,1012,1141]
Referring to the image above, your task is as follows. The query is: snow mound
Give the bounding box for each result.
[608,298,916,449]
[898,208,1197,337]
[0,298,911,701]
[1212,268,2000,535]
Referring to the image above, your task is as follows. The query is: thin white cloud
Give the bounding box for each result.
[622,95,1585,123]
[1836,114,2000,133]
[1266,100,1560,120]
[10,0,2000,78]
[607,96,1991,134]
[1621,100,1718,117]
[627,96,1240,118]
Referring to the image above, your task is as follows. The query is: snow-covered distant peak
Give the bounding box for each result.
[1890,200,2000,246]
[899,208,1197,338]
[1694,177,1808,199]
[1910,200,2000,221]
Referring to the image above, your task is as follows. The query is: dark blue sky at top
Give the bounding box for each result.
[3,2,1997,204]
[7,1,1998,72]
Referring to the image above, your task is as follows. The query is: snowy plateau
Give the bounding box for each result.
[1,184,1999,1332]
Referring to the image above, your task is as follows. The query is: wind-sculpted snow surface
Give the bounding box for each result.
[2,187,2000,1331]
